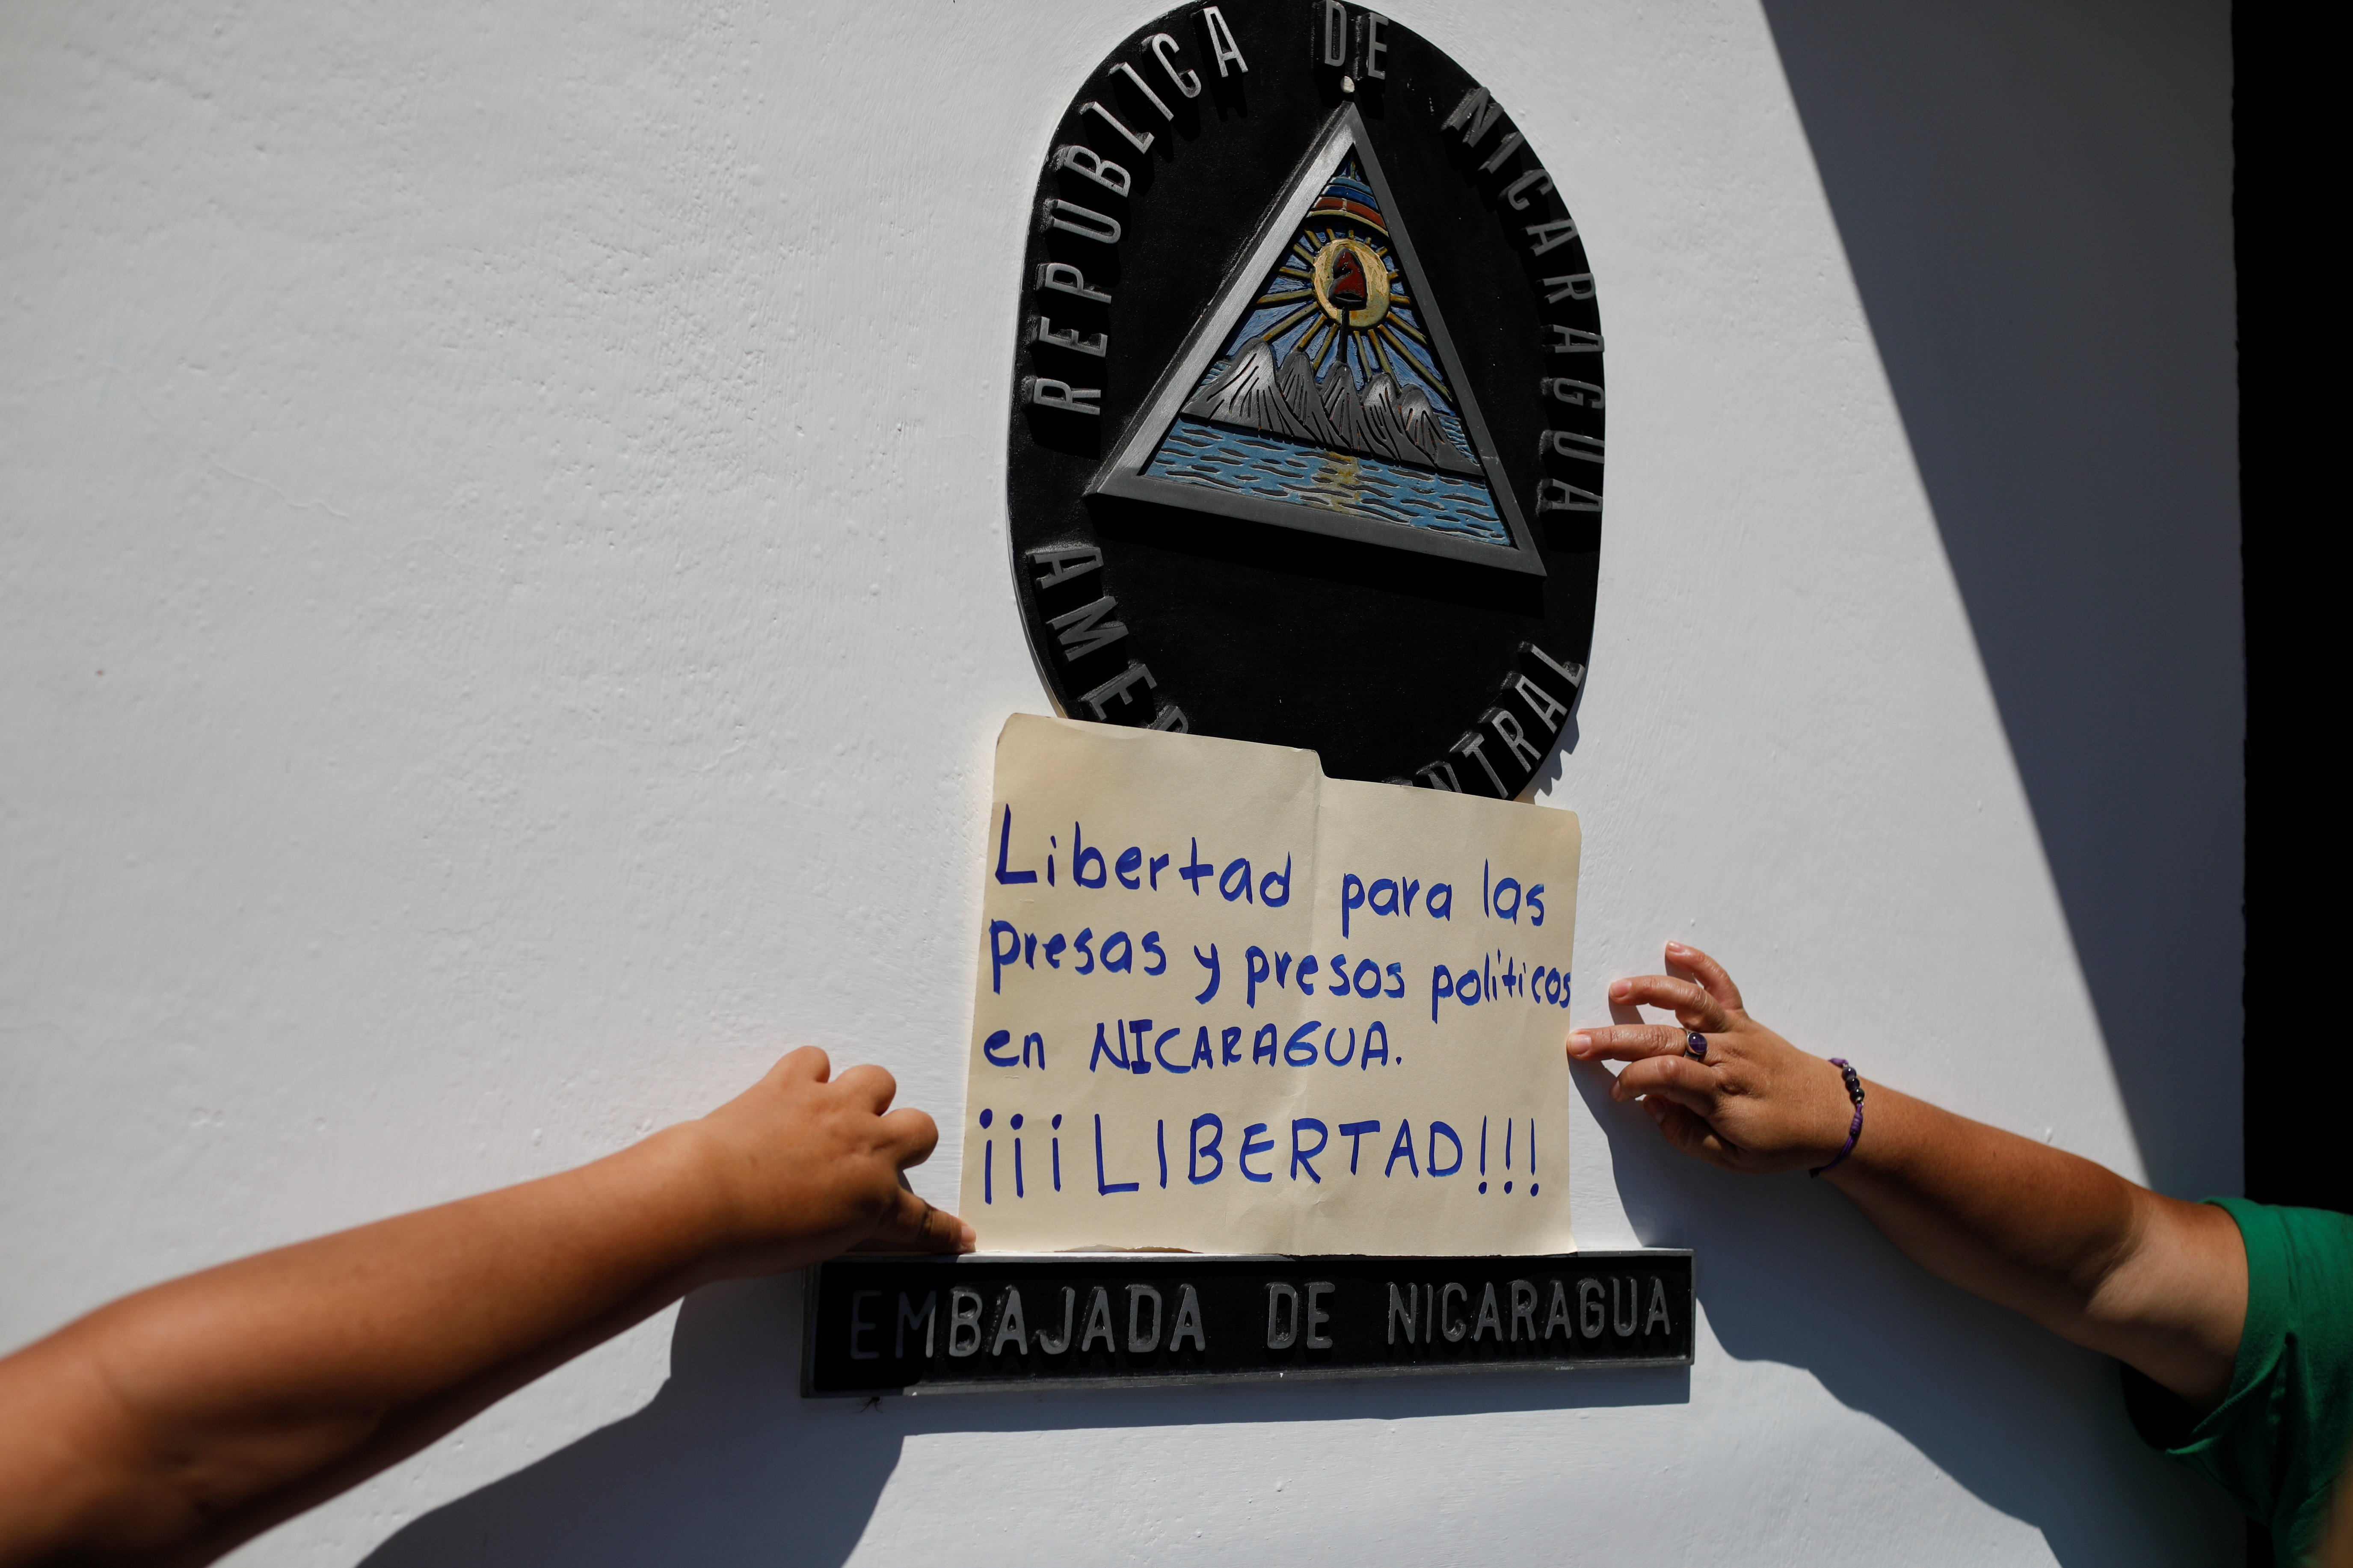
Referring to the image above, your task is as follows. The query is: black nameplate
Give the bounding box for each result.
[801,1251,1691,1396]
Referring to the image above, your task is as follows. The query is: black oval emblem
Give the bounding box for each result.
[1007,2,1603,796]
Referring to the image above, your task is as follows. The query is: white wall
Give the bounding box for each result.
[0,1,2242,1563]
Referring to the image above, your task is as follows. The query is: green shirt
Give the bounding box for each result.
[2123,1198,2353,1565]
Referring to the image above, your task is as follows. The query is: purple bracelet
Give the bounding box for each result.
[1809,1058,1865,1177]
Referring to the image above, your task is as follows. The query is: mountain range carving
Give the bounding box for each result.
[1179,335,1483,476]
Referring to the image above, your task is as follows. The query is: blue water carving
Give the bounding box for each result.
[1143,417,1510,545]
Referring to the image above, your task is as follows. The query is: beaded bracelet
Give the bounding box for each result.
[1808,1058,1865,1177]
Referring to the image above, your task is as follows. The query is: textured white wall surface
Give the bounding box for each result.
[2,1,2242,1563]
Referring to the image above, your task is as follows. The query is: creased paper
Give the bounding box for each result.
[958,715,1579,1256]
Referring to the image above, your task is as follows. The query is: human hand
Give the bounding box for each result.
[689,1047,972,1275]
[1567,942,1856,1175]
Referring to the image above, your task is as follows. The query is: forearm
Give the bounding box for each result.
[1824,1086,2242,1405]
[1823,1087,2141,1328]
[0,1046,959,1566]
[1584,945,2245,1412]
[0,1124,731,1565]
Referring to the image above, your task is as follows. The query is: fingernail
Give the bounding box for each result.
[1665,941,1688,954]
[1568,1031,1592,1057]
[959,1224,977,1248]
[1609,978,1631,1000]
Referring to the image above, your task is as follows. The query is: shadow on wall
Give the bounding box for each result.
[359,1095,2245,1568]
[1757,0,2243,1197]
[362,7,2243,1561]
[1581,1070,2242,1564]
[359,1270,1686,1568]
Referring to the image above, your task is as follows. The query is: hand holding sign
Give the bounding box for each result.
[1570,944,1873,1175]
[694,1047,973,1270]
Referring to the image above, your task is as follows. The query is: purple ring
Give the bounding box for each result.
[1684,1030,1708,1060]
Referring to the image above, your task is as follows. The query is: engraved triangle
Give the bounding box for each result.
[1092,105,1542,576]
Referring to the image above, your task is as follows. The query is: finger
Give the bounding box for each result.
[867,1185,975,1253]
[876,1106,940,1168]
[1606,973,1730,1032]
[1613,1055,1722,1115]
[829,1062,899,1114]
[1647,1100,1739,1169]
[774,1045,832,1084]
[1569,1024,1696,1063]
[1665,941,1745,1013]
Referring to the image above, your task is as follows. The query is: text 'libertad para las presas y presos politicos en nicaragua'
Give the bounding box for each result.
[958,715,1581,1256]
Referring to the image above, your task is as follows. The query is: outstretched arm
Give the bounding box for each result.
[1570,942,2245,1409]
[0,1048,969,1568]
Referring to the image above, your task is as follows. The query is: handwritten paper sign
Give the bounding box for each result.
[959,716,1579,1256]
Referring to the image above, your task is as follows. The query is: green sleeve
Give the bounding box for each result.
[2122,1198,2353,1566]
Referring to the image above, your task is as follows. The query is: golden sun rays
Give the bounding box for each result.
[1255,226,1443,396]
